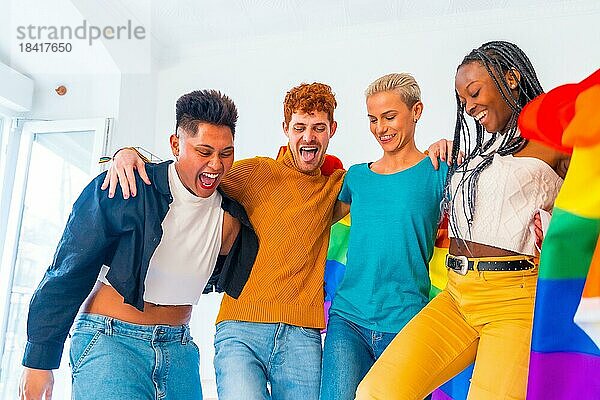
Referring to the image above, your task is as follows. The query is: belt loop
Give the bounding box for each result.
[104,317,113,336]
[181,325,189,345]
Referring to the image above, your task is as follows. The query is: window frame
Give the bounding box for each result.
[0,118,112,385]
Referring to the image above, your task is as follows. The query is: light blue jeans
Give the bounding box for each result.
[70,313,202,400]
[214,320,322,400]
[320,313,399,400]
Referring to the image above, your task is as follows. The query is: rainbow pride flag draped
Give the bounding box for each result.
[519,69,600,399]
[324,214,351,328]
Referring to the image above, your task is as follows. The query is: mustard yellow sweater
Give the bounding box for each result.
[216,149,345,328]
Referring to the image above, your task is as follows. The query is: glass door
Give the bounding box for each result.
[0,118,110,399]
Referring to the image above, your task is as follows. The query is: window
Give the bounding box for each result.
[0,115,13,294]
[0,119,111,398]
[0,116,9,213]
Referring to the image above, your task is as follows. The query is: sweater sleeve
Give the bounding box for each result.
[22,174,119,370]
[221,158,261,202]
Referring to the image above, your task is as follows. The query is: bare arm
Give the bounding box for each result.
[426,139,464,170]
[19,368,54,400]
[221,212,241,255]
[533,211,543,251]
[556,154,571,179]
[332,200,350,225]
[100,148,150,199]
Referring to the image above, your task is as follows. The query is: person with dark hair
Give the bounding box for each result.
[103,82,345,399]
[356,41,569,400]
[18,89,258,400]
[176,89,239,135]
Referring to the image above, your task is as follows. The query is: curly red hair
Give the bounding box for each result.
[283,82,337,125]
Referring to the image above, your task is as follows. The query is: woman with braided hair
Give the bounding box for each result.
[356,41,570,400]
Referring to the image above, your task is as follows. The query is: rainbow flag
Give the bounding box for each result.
[519,69,600,399]
[324,214,351,329]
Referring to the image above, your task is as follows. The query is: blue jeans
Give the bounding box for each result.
[70,313,202,400]
[214,320,322,400]
[320,313,400,400]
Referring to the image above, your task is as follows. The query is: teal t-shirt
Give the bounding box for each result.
[330,158,448,333]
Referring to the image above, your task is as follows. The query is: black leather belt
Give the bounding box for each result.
[445,254,535,275]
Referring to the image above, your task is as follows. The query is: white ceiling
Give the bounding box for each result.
[73,0,571,63]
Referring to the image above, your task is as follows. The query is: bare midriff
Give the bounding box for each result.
[81,282,192,326]
[449,238,522,258]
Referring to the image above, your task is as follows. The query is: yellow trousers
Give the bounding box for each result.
[356,267,538,400]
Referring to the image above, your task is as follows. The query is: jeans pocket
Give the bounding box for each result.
[298,327,322,340]
[70,330,102,373]
[480,271,526,288]
[480,271,536,304]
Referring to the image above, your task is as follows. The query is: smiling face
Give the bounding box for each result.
[170,122,234,198]
[283,110,336,173]
[366,90,422,153]
[455,61,519,133]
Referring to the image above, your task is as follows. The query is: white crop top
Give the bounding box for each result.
[98,163,224,305]
[448,152,563,256]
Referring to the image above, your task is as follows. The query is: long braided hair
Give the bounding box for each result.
[444,41,544,238]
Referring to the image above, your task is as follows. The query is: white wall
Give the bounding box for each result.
[3,0,122,120]
[23,73,120,121]
[0,0,153,149]
[151,2,600,396]
[0,63,33,113]
[14,65,157,156]
[112,71,158,152]
[153,2,600,166]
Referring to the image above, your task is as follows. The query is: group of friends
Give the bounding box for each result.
[18,40,570,400]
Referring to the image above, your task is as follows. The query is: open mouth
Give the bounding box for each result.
[378,133,396,144]
[199,172,219,189]
[299,146,319,163]
[474,110,488,124]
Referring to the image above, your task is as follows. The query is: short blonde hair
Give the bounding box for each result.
[364,73,421,107]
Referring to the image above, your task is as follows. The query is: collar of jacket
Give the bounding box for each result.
[147,160,173,196]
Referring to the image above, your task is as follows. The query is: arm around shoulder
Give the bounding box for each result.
[101,147,152,199]
[221,157,262,201]
[332,200,350,225]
